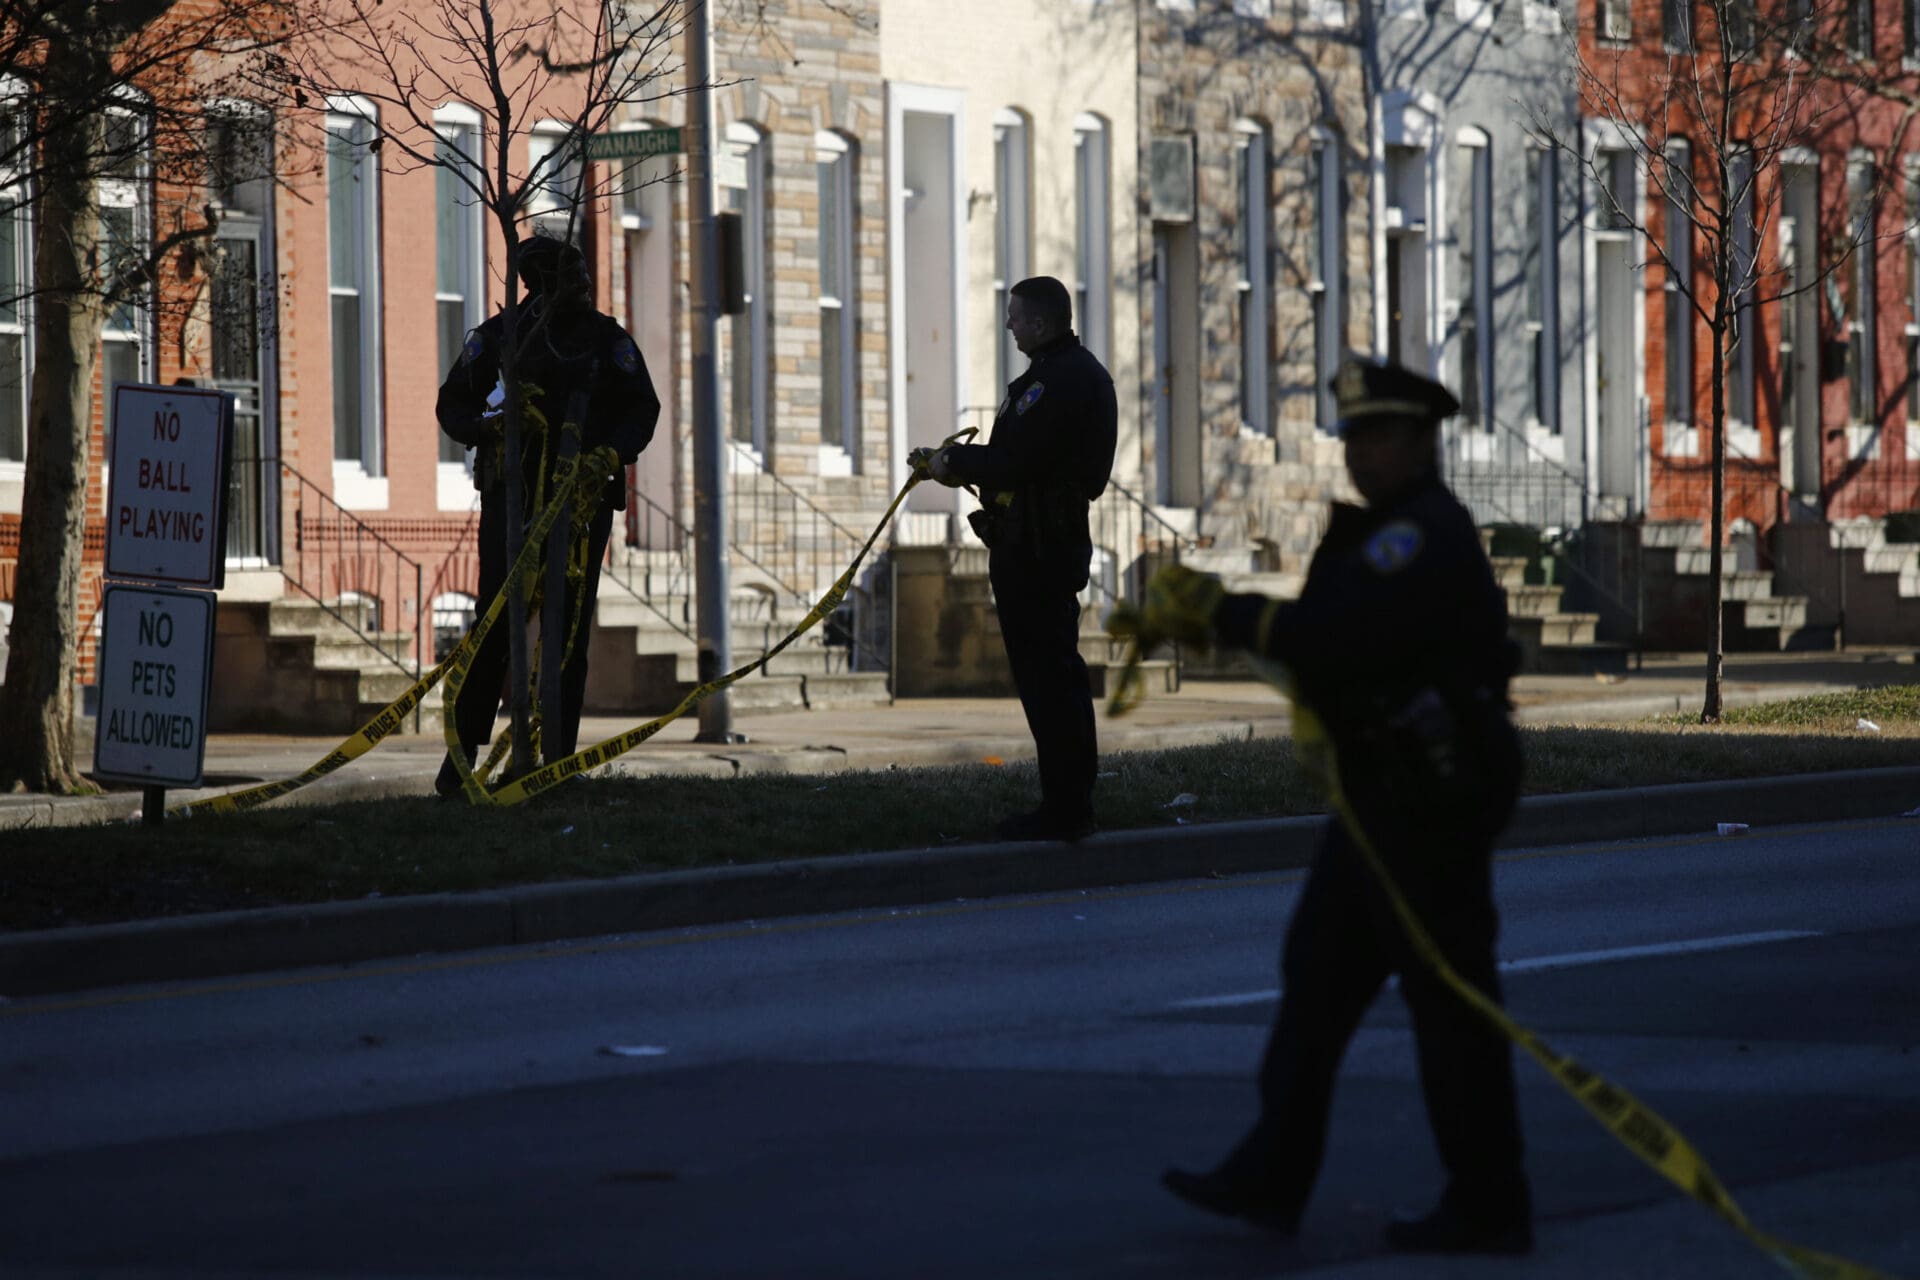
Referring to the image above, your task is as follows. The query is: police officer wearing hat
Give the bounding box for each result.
[1144,357,1531,1254]
[434,235,660,796]
[916,276,1118,841]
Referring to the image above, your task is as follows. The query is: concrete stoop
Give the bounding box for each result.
[211,597,443,736]
[1772,519,1920,647]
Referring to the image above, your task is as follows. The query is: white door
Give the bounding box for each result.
[625,161,677,547]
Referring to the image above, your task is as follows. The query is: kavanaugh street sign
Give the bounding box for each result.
[585,127,683,162]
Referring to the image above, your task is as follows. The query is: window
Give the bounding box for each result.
[723,122,769,456]
[1663,0,1694,49]
[100,106,154,431]
[326,102,383,477]
[432,592,477,663]
[1600,147,1636,229]
[1454,132,1491,429]
[0,97,28,465]
[1309,131,1345,431]
[526,125,583,242]
[435,109,485,467]
[993,109,1030,389]
[1384,143,1429,370]
[1907,0,1919,61]
[816,131,857,462]
[1664,144,1694,429]
[1730,151,1757,429]
[1848,158,1877,425]
[1524,144,1560,431]
[1907,170,1920,422]
[1235,122,1271,435]
[1074,116,1111,368]
[1599,0,1631,39]
[1848,0,1872,56]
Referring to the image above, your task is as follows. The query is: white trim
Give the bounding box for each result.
[1374,90,1445,378]
[434,100,482,128]
[326,104,384,479]
[332,461,389,511]
[437,460,477,511]
[1073,113,1112,369]
[324,94,378,118]
[886,82,967,512]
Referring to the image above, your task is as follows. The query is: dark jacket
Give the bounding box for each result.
[438,299,660,510]
[940,332,1118,587]
[1216,471,1521,826]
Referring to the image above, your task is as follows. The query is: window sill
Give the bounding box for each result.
[729,442,766,475]
[437,460,478,512]
[817,444,855,478]
[332,462,390,511]
[0,459,23,514]
[1727,422,1763,460]
[1663,423,1700,458]
[1847,423,1883,460]
[1524,422,1566,462]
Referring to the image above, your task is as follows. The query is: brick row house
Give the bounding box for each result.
[6,0,1918,741]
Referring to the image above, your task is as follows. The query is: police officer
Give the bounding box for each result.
[918,276,1118,841]
[434,236,660,797]
[1145,357,1531,1254]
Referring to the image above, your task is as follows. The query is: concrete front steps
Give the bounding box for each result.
[1771,517,1920,647]
[1641,521,1834,651]
[211,597,443,735]
[1486,554,1629,675]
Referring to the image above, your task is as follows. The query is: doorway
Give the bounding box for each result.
[1594,238,1639,514]
[623,145,677,546]
[1153,222,1200,509]
[1780,164,1821,509]
[892,94,963,519]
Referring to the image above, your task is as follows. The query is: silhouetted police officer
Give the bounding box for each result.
[1145,357,1531,1254]
[918,276,1118,841]
[434,236,660,796]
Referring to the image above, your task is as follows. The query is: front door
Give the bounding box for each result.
[211,217,278,565]
[1595,238,1639,516]
[1153,222,1200,509]
[902,108,958,518]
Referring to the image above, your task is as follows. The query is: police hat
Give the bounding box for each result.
[1329,357,1460,435]
[515,235,583,289]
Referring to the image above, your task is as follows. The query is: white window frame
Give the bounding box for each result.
[1073,114,1111,369]
[1454,128,1492,432]
[0,83,32,484]
[1524,0,1562,33]
[526,122,584,243]
[1663,142,1697,456]
[1233,0,1273,15]
[1310,128,1345,433]
[816,130,857,476]
[99,101,156,439]
[1374,93,1441,381]
[434,104,486,509]
[1234,120,1271,437]
[1455,0,1494,29]
[1525,141,1561,436]
[724,121,770,465]
[993,108,1031,390]
[326,96,386,509]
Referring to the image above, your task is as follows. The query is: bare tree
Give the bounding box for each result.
[0,0,298,793]
[285,0,687,779]
[1532,0,1901,720]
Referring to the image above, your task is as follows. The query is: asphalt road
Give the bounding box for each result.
[2,819,1917,1279]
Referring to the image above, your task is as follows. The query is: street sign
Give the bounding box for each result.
[92,585,216,788]
[585,126,683,162]
[104,383,233,589]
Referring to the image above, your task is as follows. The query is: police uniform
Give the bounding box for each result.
[1162,359,1531,1253]
[436,247,660,788]
[937,331,1118,835]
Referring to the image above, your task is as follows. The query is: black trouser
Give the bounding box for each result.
[1233,782,1528,1223]
[448,493,613,769]
[989,550,1097,819]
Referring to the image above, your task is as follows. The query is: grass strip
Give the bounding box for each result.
[5,687,1917,933]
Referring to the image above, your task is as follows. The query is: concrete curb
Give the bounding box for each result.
[3,766,1915,1000]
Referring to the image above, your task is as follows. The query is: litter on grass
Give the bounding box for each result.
[1716,822,1750,836]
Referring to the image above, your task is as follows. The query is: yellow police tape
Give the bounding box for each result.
[175,428,978,818]
[1108,644,1895,1280]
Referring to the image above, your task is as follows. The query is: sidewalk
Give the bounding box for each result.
[7,648,1916,831]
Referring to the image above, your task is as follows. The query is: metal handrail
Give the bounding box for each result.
[609,483,696,642]
[273,457,425,683]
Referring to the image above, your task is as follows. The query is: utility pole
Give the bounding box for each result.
[687,0,737,742]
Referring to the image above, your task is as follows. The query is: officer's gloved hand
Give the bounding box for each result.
[1140,564,1226,651]
[907,446,939,482]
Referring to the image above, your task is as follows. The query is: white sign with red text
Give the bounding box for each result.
[104,383,232,589]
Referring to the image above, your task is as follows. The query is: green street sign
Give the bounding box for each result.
[585,126,683,162]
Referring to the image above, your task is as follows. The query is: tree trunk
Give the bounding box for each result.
[0,94,107,793]
[1703,316,1726,723]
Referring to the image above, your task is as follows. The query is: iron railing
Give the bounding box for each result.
[275,457,424,682]
[609,483,696,643]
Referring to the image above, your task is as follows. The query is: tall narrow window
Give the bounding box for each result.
[1384,143,1429,371]
[1662,0,1694,50]
[1453,132,1491,428]
[1074,115,1110,368]
[1524,144,1560,431]
[526,125,583,242]
[816,131,856,461]
[435,110,484,466]
[1729,151,1757,429]
[1235,122,1271,435]
[1907,170,1920,423]
[0,97,28,465]
[723,123,769,456]
[993,109,1030,388]
[100,105,154,430]
[1310,130,1345,431]
[1848,158,1877,425]
[1848,0,1872,56]
[1664,143,1694,429]
[326,103,382,476]
[1907,0,1920,61]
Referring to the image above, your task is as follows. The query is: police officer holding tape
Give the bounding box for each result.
[915,276,1117,842]
[1138,357,1532,1254]
[434,236,660,798]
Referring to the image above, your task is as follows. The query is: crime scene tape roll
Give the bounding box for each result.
[1105,646,1895,1280]
[176,428,979,818]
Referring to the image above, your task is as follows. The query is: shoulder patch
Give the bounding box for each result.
[1015,381,1045,415]
[613,336,640,375]
[460,330,485,366]
[1362,520,1425,575]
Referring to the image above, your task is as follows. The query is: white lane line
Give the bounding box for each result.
[1166,930,1822,1010]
